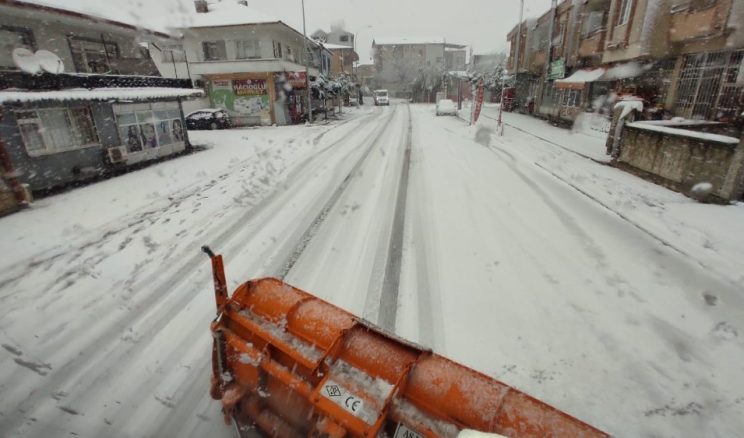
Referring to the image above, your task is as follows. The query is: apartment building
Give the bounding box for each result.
[506,0,744,124]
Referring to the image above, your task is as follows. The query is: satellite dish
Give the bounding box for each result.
[36,49,65,74]
[12,47,41,74]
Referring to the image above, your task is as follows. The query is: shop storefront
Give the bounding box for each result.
[205,72,310,127]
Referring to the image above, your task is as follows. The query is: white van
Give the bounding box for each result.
[373,89,389,106]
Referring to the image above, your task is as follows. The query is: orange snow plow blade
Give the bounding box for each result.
[203,247,608,438]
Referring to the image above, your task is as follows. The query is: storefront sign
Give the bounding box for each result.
[209,78,271,125]
[286,72,307,89]
[549,59,566,80]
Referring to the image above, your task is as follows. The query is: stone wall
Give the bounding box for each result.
[610,119,744,202]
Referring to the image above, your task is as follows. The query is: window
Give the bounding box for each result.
[202,40,226,61]
[339,35,349,42]
[114,102,183,153]
[236,40,260,59]
[68,37,118,73]
[273,41,282,58]
[285,45,294,62]
[161,44,186,62]
[15,107,99,155]
[561,89,581,108]
[0,26,35,67]
[581,11,606,37]
[618,0,633,25]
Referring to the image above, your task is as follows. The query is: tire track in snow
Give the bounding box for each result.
[0,110,390,435]
[377,105,413,331]
[273,106,399,279]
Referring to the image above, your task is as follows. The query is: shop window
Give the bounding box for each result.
[114,102,183,153]
[15,107,99,155]
[236,40,261,59]
[0,26,35,68]
[202,40,226,61]
[68,37,119,73]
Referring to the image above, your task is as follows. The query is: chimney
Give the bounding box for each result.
[194,0,208,13]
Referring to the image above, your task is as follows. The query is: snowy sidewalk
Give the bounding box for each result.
[480,105,611,162]
[471,111,744,289]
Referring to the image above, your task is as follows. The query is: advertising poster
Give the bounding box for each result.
[209,78,271,125]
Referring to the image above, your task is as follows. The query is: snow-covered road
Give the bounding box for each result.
[1,103,742,438]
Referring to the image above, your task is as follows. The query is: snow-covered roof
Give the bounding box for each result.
[12,0,180,36]
[322,43,354,50]
[0,87,204,104]
[188,1,279,28]
[600,62,643,81]
[626,122,740,145]
[557,68,606,84]
[555,68,606,89]
[374,36,445,46]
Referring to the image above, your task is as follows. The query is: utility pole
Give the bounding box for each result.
[544,0,557,80]
[301,0,313,123]
[514,0,524,81]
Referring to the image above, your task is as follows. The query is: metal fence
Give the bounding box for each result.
[674,49,744,120]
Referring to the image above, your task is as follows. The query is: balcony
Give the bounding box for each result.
[189,59,319,77]
[578,30,607,58]
[669,3,726,42]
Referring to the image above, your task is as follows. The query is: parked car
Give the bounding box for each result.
[436,99,457,116]
[185,109,231,130]
[374,89,389,106]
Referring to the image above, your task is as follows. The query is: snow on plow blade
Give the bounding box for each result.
[203,247,608,438]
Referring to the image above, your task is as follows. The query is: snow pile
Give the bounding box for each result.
[601,62,643,80]
[0,87,204,103]
[556,68,605,85]
[626,122,740,145]
[614,99,643,119]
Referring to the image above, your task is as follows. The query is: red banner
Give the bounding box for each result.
[473,80,485,123]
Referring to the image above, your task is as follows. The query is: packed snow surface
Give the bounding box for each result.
[1,102,743,438]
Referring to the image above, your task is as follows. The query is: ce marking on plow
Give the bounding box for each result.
[345,395,361,412]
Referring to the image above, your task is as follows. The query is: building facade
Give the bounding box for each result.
[372,37,466,97]
[0,0,199,199]
[151,0,331,126]
[506,0,744,126]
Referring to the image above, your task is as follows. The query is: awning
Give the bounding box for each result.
[555,68,605,90]
[599,62,643,81]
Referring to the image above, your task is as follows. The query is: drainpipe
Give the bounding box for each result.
[0,109,29,207]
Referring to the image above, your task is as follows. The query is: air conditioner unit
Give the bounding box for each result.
[107,146,128,164]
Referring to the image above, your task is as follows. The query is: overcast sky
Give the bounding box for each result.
[36,0,554,62]
[235,0,554,63]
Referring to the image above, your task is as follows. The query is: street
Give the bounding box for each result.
[1,102,743,437]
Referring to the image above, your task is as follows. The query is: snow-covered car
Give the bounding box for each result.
[436,99,457,116]
[185,109,232,130]
[374,89,389,106]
